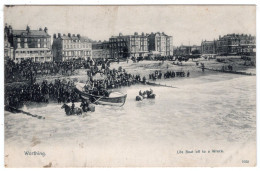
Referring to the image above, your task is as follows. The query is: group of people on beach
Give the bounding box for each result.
[149,70,190,81]
[5,58,110,83]
[5,61,145,108]
[222,65,233,71]
[5,79,80,107]
[5,55,197,109]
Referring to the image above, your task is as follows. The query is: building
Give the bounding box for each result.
[92,40,111,59]
[216,34,256,55]
[52,33,92,61]
[4,25,14,62]
[5,25,52,63]
[148,32,173,56]
[109,32,149,59]
[173,45,201,56]
[201,34,256,56]
[201,40,217,56]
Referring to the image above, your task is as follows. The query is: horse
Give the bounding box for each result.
[61,104,83,116]
[136,95,143,101]
[147,94,156,99]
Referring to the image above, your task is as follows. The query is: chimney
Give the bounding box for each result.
[119,32,123,36]
[72,34,75,37]
[134,32,138,36]
[68,33,71,37]
[63,34,66,36]
[53,33,57,39]
[77,34,81,38]
[39,28,43,31]
[58,33,61,38]
[142,32,144,36]
[44,27,48,33]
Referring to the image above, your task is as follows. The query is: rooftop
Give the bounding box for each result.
[13,30,50,37]
[57,34,93,43]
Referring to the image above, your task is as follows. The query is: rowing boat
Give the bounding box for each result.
[75,83,127,107]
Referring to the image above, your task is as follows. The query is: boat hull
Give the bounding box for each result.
[75,83,127,107]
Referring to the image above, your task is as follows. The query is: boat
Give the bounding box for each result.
[75,83,127,107]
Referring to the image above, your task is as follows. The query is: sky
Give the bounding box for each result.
[4,5,256,46]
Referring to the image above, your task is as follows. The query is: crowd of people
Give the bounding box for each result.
[221,65,233,71]
[5,79,80,107]
[5,58,110,83]
[5,62,144,108]
[5,57,193,109]
[82,67,142,96]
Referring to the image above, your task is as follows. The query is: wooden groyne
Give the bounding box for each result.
[140,81,177,89]
[5,105,45,120]
[199,67,256,76]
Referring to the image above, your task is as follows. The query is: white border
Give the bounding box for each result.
[0,0,259,171]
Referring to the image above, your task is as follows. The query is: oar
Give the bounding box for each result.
[5,105,45,119]
[80,95,104,105]
[92,95,105,104]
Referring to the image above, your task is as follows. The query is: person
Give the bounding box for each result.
[187,71,190,77]
[80,100,89,112]
[71,102,75,112]
[142,76,146,84]
[201,63,205,72]
[150,88,153,94]
[139,90,142,96]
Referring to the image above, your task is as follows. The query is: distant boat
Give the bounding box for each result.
[75,83,127,107]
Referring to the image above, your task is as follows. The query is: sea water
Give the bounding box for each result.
[4,73,256,167]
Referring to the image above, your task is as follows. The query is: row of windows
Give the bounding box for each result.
[17,43,48,48]
[17,38,50,42]
[15,50,51,55]
[63,39,83,43]
[63,44,91,49]
[63,51,91,56]
[131,47,148,51]
[110,38,148,42]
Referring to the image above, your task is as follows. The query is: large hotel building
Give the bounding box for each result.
[52,33,92,61]
[109,32,149,58]
[148,32,173,56]
[109,32,173,59]
[201,34,256,56]
[4,25,52,63]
